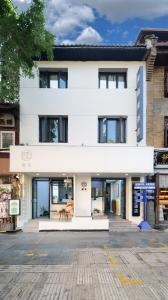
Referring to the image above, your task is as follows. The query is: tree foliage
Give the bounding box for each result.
[0,0,54,102]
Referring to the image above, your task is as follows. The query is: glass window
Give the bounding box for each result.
[108,74,116,89]
[99,74,107,89]
[99,72,127,89]
[164,69,168,98]
[51,178,73,203]
[118,74,126,88]
[50,74,58,89]
[0,131,15,149]
[39,116,68,143]
[107,119,117,143]
[60,72,67,89]
[40,72,48,88]
[48,119,59,142]
[98,117,126,143]
[39,71,68,89]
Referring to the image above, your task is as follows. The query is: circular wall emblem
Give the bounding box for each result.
[21,150,32,161]
[81,181,87,188]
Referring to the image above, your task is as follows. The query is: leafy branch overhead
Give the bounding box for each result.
[0,0,54,102]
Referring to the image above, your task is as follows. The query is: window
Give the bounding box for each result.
[164,117,168,147]
[98,117,126,143]
[99,72,127,89]
[51,178,73,204]
[0,114,15,127]
[39,71,68,89]
[164,69,168,98]
[0,131,15,149]
[39,116,68,143]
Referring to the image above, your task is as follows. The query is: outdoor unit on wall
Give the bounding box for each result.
[0,114,15,127]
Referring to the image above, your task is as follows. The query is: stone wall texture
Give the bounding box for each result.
[147,66,168,147]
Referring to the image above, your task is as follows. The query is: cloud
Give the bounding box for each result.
[45,1,95,37]
[71,0,168,22]
[76,27,102,44]
[62,26,102,44]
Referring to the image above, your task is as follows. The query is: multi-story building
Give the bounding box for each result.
[136,28,168,227]
[10,44,154,230]
[0,103,19,231]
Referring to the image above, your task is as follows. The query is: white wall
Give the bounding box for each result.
[75,175,91,217]
[20,61,146,147]
[10,145,154,174]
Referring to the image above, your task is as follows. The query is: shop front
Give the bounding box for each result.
[154,149,168,226]
[10,145,154,231]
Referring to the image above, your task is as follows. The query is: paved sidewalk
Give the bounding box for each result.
[0,232,168,299]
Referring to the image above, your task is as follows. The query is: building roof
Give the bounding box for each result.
[136,28,168,45]
[39,45,147,62]
[136,28,168,66]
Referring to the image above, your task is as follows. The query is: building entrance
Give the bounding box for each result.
[91,178,126,218]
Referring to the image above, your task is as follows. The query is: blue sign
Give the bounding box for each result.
[137,66,144,142]
[134,182,155,190]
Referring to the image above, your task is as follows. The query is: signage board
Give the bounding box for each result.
[134,182,156,190]
[9,199,20,216]
[154,150,168,168]
[136,66,144,142]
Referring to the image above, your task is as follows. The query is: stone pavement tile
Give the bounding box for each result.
[138,252,168,267]
[99,283,129,300]
[121,284,159,300]
[0,272,17,284]
[2,283,36,300]
[148,283,168,300]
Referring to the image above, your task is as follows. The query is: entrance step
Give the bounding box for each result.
[22,219,39,233]
[109,219,139,232]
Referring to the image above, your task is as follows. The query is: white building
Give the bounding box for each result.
[10,45,154,230]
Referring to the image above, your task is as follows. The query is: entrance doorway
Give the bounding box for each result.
[32,179,49,219]
[91,178,126,218]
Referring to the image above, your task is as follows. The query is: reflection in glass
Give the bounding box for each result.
[99,74,106,89]
[50,74,58,88]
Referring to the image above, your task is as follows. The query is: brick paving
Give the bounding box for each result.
[0,232,168,299]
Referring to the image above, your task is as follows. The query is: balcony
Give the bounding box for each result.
[10,145,154,174]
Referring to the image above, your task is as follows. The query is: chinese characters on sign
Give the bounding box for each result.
[154,150,168,167]
[9,199,20,216]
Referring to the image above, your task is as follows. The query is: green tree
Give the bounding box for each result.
[0,0,54,102]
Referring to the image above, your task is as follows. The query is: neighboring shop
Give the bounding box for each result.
[154,149,168,225]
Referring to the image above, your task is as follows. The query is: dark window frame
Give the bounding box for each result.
[99,72,127,89]
[39,71,68,89]
[98,117,126,143]
[39,116,68,143]
[164,68,168,98]
[164,117,168,147]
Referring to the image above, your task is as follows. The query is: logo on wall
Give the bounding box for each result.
[21,150,32,161]
[154,150,168,168]
[81,181,87,191]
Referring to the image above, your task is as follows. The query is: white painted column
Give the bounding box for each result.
[74,175,91,217]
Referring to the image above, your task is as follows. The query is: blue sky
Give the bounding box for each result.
[13,0,168,45]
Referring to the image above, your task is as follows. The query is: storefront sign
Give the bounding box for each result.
[134,182,156,190]
[0,184,12,218]
[9,199,20,216]
[154,150,168,168]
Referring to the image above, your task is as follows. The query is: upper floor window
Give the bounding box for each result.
[0,131,15,149]
[39,116,68,143]
[39,70,68,89]
[0,114,15,127]
[98,117,126,143]
[99,70,127,89]
[164,69,168,98]
[164,117,168,147]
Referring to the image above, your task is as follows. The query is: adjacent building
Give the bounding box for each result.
[136,28,168,227]
[0,103,19,231]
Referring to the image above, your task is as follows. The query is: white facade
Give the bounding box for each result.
[10,58,154,230]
